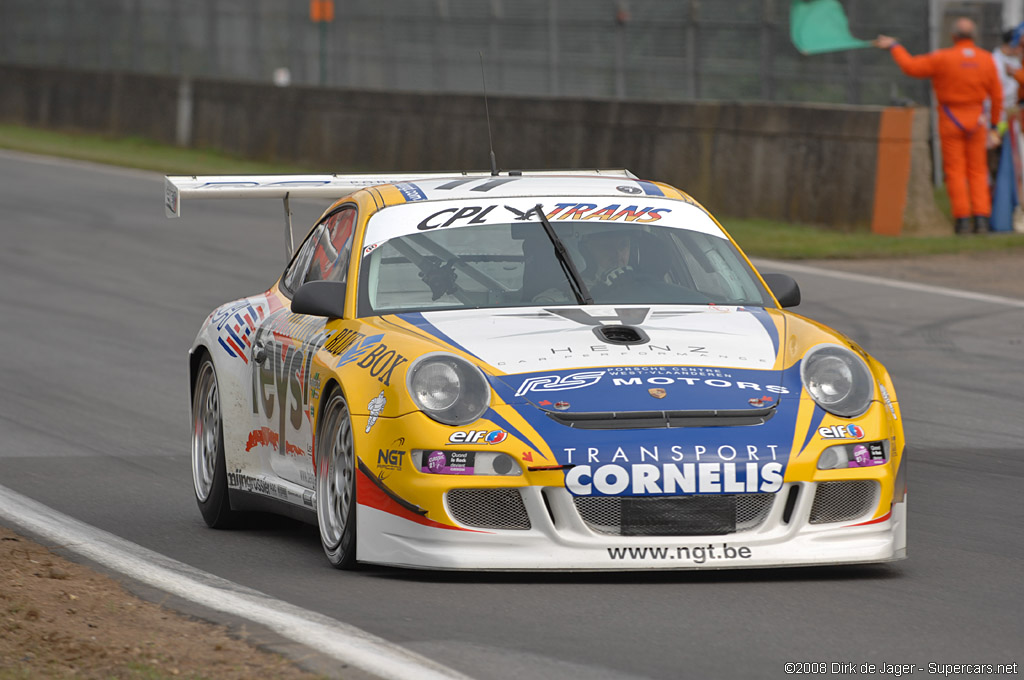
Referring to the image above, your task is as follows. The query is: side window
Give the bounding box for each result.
[305,208,356,284]
[282,224,325,294]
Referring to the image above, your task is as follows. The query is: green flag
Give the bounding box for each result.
[790,0,872,55]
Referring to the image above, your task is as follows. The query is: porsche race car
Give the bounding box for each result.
[168,169,906,570]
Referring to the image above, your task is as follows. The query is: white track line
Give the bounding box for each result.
[0,484,474,680]
[753,258,1024,309]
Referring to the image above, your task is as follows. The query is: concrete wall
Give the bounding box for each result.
[0,65,945,233]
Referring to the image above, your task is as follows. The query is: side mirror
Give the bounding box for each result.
[761,273,801,308]
[292,281,347,318]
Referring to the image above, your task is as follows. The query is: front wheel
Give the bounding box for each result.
[316,388,358,568]
[191,353,238,528]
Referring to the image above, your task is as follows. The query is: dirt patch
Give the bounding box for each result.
[0,526,323,679]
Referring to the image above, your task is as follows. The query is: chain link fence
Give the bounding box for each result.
[0,0,949,106]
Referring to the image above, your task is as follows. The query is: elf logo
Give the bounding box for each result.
[448,430,508,445]
[819,424,865,440]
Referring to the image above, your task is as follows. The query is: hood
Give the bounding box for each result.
[399,305,791,413]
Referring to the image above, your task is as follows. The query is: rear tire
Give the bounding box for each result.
[191,353,238,528]
[316,388,358,568]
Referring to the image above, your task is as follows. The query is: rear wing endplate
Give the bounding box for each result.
[164,169,636,258]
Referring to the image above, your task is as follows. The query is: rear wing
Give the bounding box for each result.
[164,169,636,258]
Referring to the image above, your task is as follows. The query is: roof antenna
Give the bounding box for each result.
[479,51,499,176]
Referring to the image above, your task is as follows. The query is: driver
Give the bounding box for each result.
[530,227,636,303]
[579,229,633,287]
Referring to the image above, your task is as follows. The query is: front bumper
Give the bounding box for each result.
[356,480,907,570]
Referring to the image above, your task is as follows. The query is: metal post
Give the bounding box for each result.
[283,194,294,260]
[176,78,193,148]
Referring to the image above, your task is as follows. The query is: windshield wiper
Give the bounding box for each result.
[533,204,593,305]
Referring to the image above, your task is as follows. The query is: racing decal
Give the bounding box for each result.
[849,442,886,467]
[249,310,333,480]
[377,447,406,471]
[417,205,500,231]
[487,363,807,496]
[366,391,386,433]
[496,365,792,413]
[395,182,426,202]
[606,543,753,563]
[227,470,290,501]
[636,180,665,196]
[413,306,779,373]
[212,300,267,363]
[544,203,670,223]
[879,383,898,420]
[423,450,475,474]
[245,427,304,457]
[562,444,785,496]
[819,424,865,440]
[515,371,605,396]
[435,177,519,192]
[327,330,408,386]
[447,429,507,445]
[362,196,725,248]
[330,331,385,366]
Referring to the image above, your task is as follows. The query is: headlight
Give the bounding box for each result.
[800,344,874,417]
[407,353,491,425]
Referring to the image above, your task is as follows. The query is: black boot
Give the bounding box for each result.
[973,215,990,233]
[954,217,973,234]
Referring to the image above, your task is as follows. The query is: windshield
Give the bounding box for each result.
[357,199,772,315]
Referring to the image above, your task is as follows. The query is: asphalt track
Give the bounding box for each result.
[0,151,1021,679]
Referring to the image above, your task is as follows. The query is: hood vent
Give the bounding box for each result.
[593,324,649,346]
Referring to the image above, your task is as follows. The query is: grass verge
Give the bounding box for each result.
[3,123,1024,259]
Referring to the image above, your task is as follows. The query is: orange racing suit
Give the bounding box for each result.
[888,38,1002,219]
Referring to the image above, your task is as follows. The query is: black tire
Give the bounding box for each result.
[191,352,238,528]
[316,388,358,568]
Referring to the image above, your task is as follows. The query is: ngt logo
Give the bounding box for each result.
[819,424,865,440]
[448,430,508,445]
[515,371,605,396]
[377,448,405,470]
